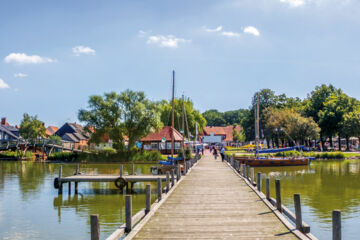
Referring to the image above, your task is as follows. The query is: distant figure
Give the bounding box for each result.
[201,147,204,155]
[220,147,225,162]
[213,147,218,159]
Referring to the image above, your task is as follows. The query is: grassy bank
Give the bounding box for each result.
[0,151,34,160]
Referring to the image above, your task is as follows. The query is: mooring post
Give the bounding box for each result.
[246,165,249,179]
[250,168,255,184]
[176,165,181,181]
[275,179,282,212]
[257,172,261,191]
[68,182,71,195]
[294,194,303,232]
[157,178,162,201]
[242,164,246,176]
[266,178,270,200]
[185,161,188,174]
[75,164,79,175]
[332,210,341,240]
[132,163,135,175]
[125,195,132,233]
[166,171,170,193]
[171,169,175,187]
[75,182,78,194]
[58,165,63,194]
[90,214,100,240]
[120,165,123,177]
[145,184,151,214]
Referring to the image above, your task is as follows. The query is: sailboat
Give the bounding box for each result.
[234,94,311,167]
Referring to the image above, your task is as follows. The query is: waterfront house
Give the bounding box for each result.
[140,126,183,154]
[46,126,59,138]
[55,122,90,150]
[0,118,19,143]
[201,125,242,146]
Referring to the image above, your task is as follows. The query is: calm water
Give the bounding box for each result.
[255,159,360,240]
[0,162,159,240]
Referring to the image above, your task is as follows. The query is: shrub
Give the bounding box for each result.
[184,147,192,160]
[48,152,79,161]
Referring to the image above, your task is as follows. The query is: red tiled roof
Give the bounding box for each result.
[141,126,183,142]
[203,125,242,142]
[46,126,59,136]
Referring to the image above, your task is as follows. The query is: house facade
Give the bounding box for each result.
[201,125,242,145]
[55,122,90,150]
[140,126,183,154]
[0,118,19,143]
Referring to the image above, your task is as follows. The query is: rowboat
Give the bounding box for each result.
[234,156,311,167]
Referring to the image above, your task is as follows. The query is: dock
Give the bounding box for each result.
[125,155,312,239]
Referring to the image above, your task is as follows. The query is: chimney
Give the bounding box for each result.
[1,118,6,125]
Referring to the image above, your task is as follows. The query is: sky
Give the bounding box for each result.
[1,0,360,126]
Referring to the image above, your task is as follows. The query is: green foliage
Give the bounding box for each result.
[100,147,117,155]
[202,109,249,127]
[19,113,46,141]
[184,147,192,160]
[48,135,62,145]
[233,128,246,143]
[47,152,79,161]
[0,151,33,159]
[177,148,184,158]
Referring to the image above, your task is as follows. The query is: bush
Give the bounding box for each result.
[47,152,79,161]
[0,151,33,160]
[177,149,184,159]
[184,147,192,160]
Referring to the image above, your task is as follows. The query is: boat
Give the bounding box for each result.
[234,94,311,167]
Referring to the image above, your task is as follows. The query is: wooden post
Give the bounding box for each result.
[251,168,255,184]
[294,194,302,232]
[171,169,175,187]
[157,178,162,201]
[246,165,249,179]
[75,182,78,194]
[58,165,63,194]
[266,178,270,200]
[257,172,261,191]
[332,210,341,240]
[68,182,71,195]
[132,163,135,175]
[166,171,170,193]
[125,195,132,233]
[275,179,282,212]
[90,214,100,240]
[185,161,188,174]
[75,164,79,175]
[176,166,181,181]
[242,164,246,177]
[120,165,123,177]
[145,184,151,214]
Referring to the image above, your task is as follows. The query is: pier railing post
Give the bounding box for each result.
[58,165,63,194]
[275,179,282,212]
[132,163,135,175]
[332,210,341,240]
[120,165,123,177]
[294,194,303,232]
[246,165,249,180]
[176,166,181,181]
[75,164,79,175]
[125,195,132,233]
[266,178,270,200]
[171,169,175,187]
[242,164,246,177]
[145,184,151,214]
[166,171,170,193]
[90,214,100,240]
[257,172,261,191]
[157,178,162,201]
[250,168,255,184]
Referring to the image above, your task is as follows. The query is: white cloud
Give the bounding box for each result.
[0,78,10,89]
[221,31,241,37]
[146,35,190,48]
[204,26,223,32]
[72,46,96,56]
[14,73,28,78]
[243,26,260,36]
[4,53,54,64]
[280,0,306,7]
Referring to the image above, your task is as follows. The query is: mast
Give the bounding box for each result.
[182,94,185,150]
[255,93,260,158]
[171,70,175,159]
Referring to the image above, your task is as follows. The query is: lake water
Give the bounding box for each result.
[1,160,360,239]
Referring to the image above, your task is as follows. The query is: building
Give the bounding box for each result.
[0,118,19,143]
[201,125,242,145]
[55,122,90,150]
[46,126,59,138]
[140,126,183,154]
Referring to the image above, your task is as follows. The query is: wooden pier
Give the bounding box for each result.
[124,155,312,239]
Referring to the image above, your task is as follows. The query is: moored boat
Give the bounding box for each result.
[234,156,311,167]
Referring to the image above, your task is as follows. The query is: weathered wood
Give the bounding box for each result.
[246,165,249,179]
[171,169,175,187]
[120,165,123,177]
[157,178,162,201]
[257,172,261,191]
[176,166,181,181]
[90,214,100,240]
[132,163,135,175]
[75,182,78,194]
[294,194,302,232]
[58,166,63,194]
[145,185,151,214]
[251,168,255,185]
[125,195,132,233]
[332,210,341,240]
[166,171,170,193]
[266,178,270,200]
[275,179,282,212]
[242,164,246,177]
[59,175,166,183]
[75,164,79,175]
[68,182,71,195]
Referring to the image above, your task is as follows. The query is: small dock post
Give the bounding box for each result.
[145,184,151,214]
[242,164,246,177]
[166,171,170,193]
[257,172,261,191]
[90,214,100,240]
[171,169,175,187]
[132,163,135,175]
[266,178,270,200]
[68,182,71,195]
[246,165,249,180]
[176,166,181,181]
[157,178,162,201]
[294,194,302,232]
[275,179,282,212]
[75,182,78,194]
[75,164,79,175]
[125,195,132,233]
[250,168,255,184]
[120,165,123,177]
[58,165,63,194]
[332,210,341,240]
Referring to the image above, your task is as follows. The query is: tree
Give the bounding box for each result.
[233,128,246,143]
[202,109,226,126]
[339,110,360,150]
[79,90,163,152]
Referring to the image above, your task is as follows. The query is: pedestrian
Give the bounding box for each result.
[213,147,218,159]
[220,146,225,162]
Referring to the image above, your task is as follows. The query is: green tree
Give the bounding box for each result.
[79,90,163,152]
[202,109,225,126]
[48,135,62,145]
[233,128,246,143]
[338,110,360,150]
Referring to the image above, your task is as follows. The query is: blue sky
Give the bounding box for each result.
[1,0,360,126]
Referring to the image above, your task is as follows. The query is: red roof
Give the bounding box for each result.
[141,126,183,142]
[203,125,242,142]
[46,126,59,136]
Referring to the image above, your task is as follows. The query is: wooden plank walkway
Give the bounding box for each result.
[128,155,297,239]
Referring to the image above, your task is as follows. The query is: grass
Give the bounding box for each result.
[0,151,34,160]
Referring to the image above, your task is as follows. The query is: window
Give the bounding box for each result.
[175,142,181,149]
[151,143,158,150]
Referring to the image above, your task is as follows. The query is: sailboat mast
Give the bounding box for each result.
[171,70,175,159]
[182,94,185,150]
[255,93,260,158]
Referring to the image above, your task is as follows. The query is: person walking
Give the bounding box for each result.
[213,146,218,160]
[220,146,225,162]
